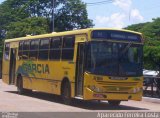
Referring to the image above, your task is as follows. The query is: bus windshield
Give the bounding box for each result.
[86,41,143,77]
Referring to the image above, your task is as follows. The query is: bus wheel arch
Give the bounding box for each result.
[61,77,72,105]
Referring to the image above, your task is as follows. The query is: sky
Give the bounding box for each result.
[0,0,160,28]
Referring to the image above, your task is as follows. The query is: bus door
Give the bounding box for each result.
[9,48,17,84]
[76,43,85,97]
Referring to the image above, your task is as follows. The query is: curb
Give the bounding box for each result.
[143,97,160,104]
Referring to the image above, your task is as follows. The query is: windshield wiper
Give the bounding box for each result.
[120,42,132,55]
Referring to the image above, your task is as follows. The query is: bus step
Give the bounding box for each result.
[74,96,83,100]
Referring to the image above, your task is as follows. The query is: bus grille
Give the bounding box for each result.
[97,81,138,92]
[97,81,138,86]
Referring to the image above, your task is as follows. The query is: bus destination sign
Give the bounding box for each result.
[91,30,142,42]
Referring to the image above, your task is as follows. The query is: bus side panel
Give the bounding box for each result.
[16,60,62,95]
[58,61,76,97]
[3,41,19,85]
[14,34,87,97]
[2,59,10,84]
[2,43,10,85]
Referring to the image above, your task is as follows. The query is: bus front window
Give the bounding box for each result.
[86,42,143,77]
[86,42,119,76]
[119,43,143,76]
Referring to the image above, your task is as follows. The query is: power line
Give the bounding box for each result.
[86,0,114,4]
[86,0,114,6]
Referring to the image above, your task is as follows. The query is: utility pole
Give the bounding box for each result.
[52,0,55,32]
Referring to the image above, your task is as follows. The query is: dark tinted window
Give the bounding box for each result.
[50,37,62,60]
[62,36,75,60]
[5,43,10,52]
[4,43,10,60]
[22,41,30,59]
[19,41,23,50]
[38,39,50,60]
[18,41,23,60]
[29,39,39,60]
[23,41,30,50]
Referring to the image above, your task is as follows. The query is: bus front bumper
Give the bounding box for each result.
[83,87,142,101]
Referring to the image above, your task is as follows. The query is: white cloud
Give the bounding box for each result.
[113,0,132,11]
[110,13,126,28]
[130,9,144,22]
[94,0,144,28]
[95,13,126,28]
[95,16,109,24]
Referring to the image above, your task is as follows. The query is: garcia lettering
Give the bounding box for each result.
[22,63,50,74]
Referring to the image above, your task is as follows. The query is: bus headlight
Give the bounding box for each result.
[90,85,96,91]
[137,87,140,92]
[89,85,103,93]
[133,88,137,93]
[132,87,141,93]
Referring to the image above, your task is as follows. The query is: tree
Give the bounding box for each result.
[0,0,93,39]
[144,41,160,73]
[127,18,160,40]
[126,17,160,74]
[54,0,94,31]
[140,18,160,40]
[126,22,148,32]
[6,17,50,38]
[0,0,93,58]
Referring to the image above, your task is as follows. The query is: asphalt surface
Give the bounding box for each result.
[0,79,160,118]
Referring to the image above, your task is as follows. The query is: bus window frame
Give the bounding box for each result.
[29,39,39,60]
[22,40,30,60]
[49,37,62,61]
[38,38,50,60]
[4,43,10,61]
[61,35,75,61]
[18,41,23,60]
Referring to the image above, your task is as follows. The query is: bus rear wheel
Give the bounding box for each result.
[108,100,121,106]
[62,82,71,105]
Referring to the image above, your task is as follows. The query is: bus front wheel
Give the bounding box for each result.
[61,82,71,105]
[108,100,121,106]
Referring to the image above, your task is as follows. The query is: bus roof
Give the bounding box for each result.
[5,28,142,43]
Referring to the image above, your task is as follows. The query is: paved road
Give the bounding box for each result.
[0,79,160,117]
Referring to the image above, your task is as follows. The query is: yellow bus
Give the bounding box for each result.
[2,28,144,106]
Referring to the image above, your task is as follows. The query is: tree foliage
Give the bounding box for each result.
[6,17,50,38]
[0,0,93,58]
[144,41,160,72]
[0,0,93,39]
[126,17,160,73]
[127,18,160,40]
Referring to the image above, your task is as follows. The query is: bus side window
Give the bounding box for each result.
[62,36,75,60]
[50,37,62,60]
[18,41,23,60]
[38,39,49,60]
[30,39,39,60]
[22,40,30,60]
[4,43,10,60]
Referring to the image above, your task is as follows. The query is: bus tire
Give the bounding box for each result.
[17,77,25,95]
[108,100,121,106]
[17,76,32,95]
[61,82,72,105]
